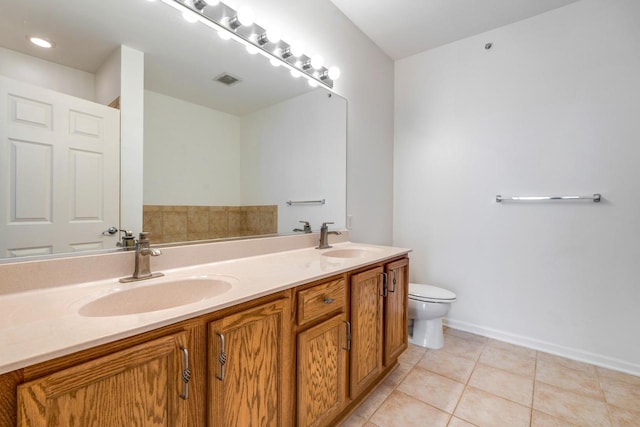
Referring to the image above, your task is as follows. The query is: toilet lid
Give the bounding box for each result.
[409,283,456,302]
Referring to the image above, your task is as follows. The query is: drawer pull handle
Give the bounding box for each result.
[216,332,227,381]
[381,272,389,297]
[323,296,335,304]
[390,269,397,293]
[342,320,351,351]
[179,346,191,400]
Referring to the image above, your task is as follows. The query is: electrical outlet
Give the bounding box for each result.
[346,214,353,229]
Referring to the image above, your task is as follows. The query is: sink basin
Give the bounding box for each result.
[321,248,379,258]
[79,276,234,317]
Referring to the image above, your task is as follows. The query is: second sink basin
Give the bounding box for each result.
[79,276,235,317]
[321,247,380,258]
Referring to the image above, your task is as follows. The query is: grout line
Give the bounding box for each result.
[530,351,538,427]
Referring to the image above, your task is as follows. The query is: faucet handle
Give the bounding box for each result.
[299,220,311,226]
[321,222,334,228]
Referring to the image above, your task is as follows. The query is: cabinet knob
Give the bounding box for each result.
[323,296,335,304]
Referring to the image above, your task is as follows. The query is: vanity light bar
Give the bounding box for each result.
[156,0,338,89]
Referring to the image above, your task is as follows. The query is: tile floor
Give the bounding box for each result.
[341,328,640,427]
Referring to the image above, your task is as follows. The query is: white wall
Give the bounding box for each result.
[394,0,640,373]
[241,90,347,233]
[119,46,145,234]
[95,48,121,106]
[0,46,95,101]
[239,0,395,244]
[143,90,242,206]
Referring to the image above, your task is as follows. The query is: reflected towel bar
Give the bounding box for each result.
[286,199,326,206]
[496,194,601,203]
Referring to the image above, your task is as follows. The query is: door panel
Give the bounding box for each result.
[0,76,120,257]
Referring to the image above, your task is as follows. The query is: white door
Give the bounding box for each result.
[0,75,120,257]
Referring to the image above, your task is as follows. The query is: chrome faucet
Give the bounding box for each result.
[316,222,342,249]
[293,220,312,233]
[119,232,164,283]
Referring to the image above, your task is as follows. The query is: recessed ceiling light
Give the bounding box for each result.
[28,36,55,49]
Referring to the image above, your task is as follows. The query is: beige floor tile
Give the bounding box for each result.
[533,381,611,427]
[538,352,597,375]
[398,343,428,366]
[383,362,412,387]
[531,410,581,426]
[485,339,537,359]
[441,335,485,361]
[370,390,450,427]
[352,382,395,420]
[448,416,478,427]
[478,346,536,377]
[608,405,640,427]
[417,348,476,383]
[340,413,369,427]
[454,386,530,427]
[536,358,603,399]
[444,328,488,344]
[597,367,640,387]
[600,376,640,412]
[468,363,534,407]
[397,366,465,413]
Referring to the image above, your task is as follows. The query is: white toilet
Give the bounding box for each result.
[408,283,456,349]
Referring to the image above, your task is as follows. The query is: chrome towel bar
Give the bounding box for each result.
[496,194,601,203]
[286,199,326,206]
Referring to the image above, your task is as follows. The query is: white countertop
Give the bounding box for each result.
[0,242,409,375]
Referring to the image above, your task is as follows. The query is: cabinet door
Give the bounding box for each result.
[349,266,384,398]
[208,298,290,427]
[297,313,348,427]
[384,258,409,365]
[17,333,189,427]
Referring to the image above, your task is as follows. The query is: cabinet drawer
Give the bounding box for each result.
[297,278,346,326]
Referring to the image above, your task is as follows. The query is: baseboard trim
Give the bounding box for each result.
[444,318,640,377]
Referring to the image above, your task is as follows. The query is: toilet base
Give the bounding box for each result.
[409,318,444,349]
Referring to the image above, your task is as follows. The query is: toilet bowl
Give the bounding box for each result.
[408,283,456,349]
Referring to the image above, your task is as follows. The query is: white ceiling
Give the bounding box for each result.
[329,0,582,60]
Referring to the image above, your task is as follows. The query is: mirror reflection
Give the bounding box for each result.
[0,0,346,259]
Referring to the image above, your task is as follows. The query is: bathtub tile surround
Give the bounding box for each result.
[143,204,277,243]
[341,328,640,427]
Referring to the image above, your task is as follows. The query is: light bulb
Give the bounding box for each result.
[182,11,198,23]
[328,66,341,80]
[265,26,282,44]
[236,6,255,26]
[290,41,304,57]
[290,69,302,78]
[308,79,318,88]
[310,55,324,69]
[269,58,281,67]
[246,45,259,55]
[29,36,54,48]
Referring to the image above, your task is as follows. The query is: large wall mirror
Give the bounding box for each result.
[0,0,347,260]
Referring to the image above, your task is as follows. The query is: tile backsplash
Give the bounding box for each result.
[143,205,278,243]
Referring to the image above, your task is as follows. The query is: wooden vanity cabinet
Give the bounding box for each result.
[295,277,348,427]
[16,332,190,427]
[1,256,409,427]
[207,297,291,427]
[348,256,409,400]
[383,257,409,365]
[348,266,385,398]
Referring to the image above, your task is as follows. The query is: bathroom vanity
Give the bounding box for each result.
[0,241,409,426]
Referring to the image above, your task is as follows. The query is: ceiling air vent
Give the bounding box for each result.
[213,72,241,86]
